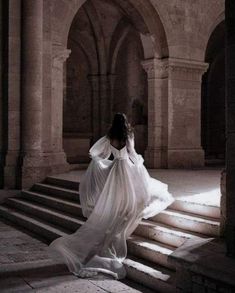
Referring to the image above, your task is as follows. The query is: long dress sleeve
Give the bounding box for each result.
[89,136,111,160]
[126,135,144,166]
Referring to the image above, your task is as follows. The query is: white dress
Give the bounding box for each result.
[49,135,174,279]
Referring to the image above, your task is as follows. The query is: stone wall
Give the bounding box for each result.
[0,0,226,188]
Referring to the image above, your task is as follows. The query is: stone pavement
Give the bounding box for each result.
[0,220,154,293]
[54,168,222,206]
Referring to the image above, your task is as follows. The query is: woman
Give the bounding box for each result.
[49,113,174,279]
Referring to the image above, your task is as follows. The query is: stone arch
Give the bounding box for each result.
[51,0,169,166]
[51,0,168,58]
[108,18,132,74]
[82,1,107,75]
[206,12,225,52]
[200,7,225,62]
[108,18,156,74]
[201,20,225,165]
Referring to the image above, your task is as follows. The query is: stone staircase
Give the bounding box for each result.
[0,175,220,292]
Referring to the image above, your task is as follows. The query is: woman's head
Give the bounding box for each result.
[107,113,133,141]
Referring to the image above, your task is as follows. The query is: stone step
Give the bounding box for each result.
[124,256,175,293]
[45,176,79,191]
[171,198,220,219]
[21,190,83,217]
[152,209,220,236]
[32,183,80,202]
[0,204,175,292]
[69,163,89,170]
[6,198,84,232]
[0,205,67,242]
[127,235,175,270]
[0,203,176,292]
[135,220,205,248]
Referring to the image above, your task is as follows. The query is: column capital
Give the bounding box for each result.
[168,58,209,81]
[141,58,168,79]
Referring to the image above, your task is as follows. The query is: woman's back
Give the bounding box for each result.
[110,139,126,150]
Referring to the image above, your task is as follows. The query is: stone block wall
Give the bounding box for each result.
[0,0,226,189]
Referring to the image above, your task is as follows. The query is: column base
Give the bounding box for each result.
[144,147,167,168]
[20,151,70,189]
[3,151,19,189]
[167,148,205,168]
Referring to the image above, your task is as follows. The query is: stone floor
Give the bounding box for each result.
[0,220,154,293]
[0,168,222,292]
[53,168,222,207]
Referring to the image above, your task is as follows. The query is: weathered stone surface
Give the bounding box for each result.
[0,0,227,187]
[0,220,153,292]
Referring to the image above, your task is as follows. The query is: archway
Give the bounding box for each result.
[51,0,168,166]
[60,0,168,164]
[202,21,225,166]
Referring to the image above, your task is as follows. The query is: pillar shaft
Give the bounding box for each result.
[142,58,168,168]
[4,0,21,188]
[20,1,69,188]
[51,44,71,152]
[21,0,43,153]
[88,75,100,142]
[0,0,5,188]
[225,0,235,257]
[167,58,208,168]
[99,75,109,135]
[107,74,116,125]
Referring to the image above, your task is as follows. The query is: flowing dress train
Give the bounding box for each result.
[49,135,174,279]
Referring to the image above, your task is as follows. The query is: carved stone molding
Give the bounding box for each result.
[142,58,169,79]
[142,58,209,81]
[168,58,209,81]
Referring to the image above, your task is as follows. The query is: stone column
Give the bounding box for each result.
[4,0,21,189]
[142,58,168,168]
[0,0,4,188]
[167,58,208,168]
[225,0,235,257]
[21,0,43,153]
[20,0,44,188]
[51,44,71,152]
[99,75,109,135]
[107,74,117,123]
[88,75,100,142]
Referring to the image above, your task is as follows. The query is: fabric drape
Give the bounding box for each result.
[49,135,174,279]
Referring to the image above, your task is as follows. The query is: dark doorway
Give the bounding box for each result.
[202,21,225,166]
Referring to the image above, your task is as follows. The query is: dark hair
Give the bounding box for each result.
[107,113,133,142]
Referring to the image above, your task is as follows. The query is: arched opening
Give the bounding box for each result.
[63,0,152,163]
[202,21,225,166]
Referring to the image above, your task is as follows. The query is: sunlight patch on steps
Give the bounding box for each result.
[128,236,174,255]
[161,210,219,224]
[140,221,196,238]
[124,258,172,281]
[177,188,221,207]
